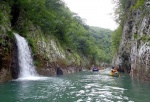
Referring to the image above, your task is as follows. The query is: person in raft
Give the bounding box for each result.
[110,67,119,76]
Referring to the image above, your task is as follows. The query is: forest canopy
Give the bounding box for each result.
[2,0,113,63]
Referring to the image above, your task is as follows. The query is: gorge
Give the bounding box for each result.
[0,0,150,82]
[0,0,150,102]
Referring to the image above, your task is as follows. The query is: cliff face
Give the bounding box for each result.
[25,26,86,76]
[0,2,90,82]
[113,1,150,81]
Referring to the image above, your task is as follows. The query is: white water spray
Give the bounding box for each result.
[14,33,38,79]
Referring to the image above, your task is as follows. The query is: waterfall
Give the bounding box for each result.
[14,33,38,79]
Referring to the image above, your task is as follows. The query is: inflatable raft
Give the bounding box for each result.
[110,71,119,77]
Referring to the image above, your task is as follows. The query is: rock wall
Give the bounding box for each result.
[113,1,150,81]
[25,26,86,76]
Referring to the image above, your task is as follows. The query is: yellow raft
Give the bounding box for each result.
[110,71,119,77]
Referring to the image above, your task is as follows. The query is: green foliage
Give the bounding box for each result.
[134,34,138,39]
[88,27,112,62]
[111,26,123,55]
[114,0,145,25]
[34,60,40,67]
[0,11,4,24]
[113,0,131,25]
[16,0,55,32]
[7,30,14,39]
[62,24,112,63]
[134,0,145,9]
[27,38,37,54]
[141,35,150,42]
[1,0,113,64]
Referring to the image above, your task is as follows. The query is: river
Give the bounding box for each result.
[0,69,150,102]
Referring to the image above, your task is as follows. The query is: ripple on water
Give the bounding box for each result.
[2,70,147,102]
[73,71,130,102]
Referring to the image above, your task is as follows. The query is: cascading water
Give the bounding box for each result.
[14,33,38,79]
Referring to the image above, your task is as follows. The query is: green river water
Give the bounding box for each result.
[0,69,150,102]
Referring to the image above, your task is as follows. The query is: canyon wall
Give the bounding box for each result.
[113,0,150,81]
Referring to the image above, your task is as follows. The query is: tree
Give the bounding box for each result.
[111,26,122,55]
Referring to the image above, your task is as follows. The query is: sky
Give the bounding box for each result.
[63,0,118,30]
